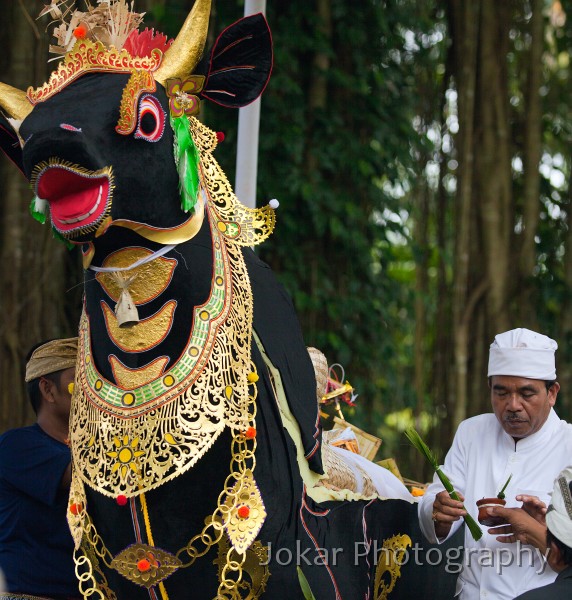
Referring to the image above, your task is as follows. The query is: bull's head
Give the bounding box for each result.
[0,0,271,246]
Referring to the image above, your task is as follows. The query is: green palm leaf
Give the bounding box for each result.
[404,427,483,541]
[297,566,317,600]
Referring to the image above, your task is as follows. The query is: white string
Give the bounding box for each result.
[88,244,176,273]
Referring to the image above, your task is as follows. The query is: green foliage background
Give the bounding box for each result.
[202,1,442,474]
[198,0,436,447]
[144,1,572,479]
[3,0,571,481]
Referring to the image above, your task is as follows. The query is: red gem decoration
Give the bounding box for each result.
[216,131,225,143]
[116,494,128,506]
[137,558,152,572]
[69,502,83,516]
[237,505,250,519]
[245,427,257,440]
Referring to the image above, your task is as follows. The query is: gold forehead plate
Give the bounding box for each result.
[27,40,163,105]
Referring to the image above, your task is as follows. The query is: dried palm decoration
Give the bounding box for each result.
[38,1,145,55]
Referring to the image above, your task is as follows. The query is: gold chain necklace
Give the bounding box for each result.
[69,367,267,597]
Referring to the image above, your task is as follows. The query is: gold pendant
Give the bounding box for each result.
[223,470,266,555]
[111,543,182,588]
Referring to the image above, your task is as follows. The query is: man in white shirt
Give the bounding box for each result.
[418,328,572,600]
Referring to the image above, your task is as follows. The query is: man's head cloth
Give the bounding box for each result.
[25,337,78,382]
[487,328,557,380]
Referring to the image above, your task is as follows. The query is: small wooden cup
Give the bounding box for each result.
[476,497,507,527]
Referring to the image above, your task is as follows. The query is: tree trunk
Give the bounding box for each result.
[448,0,479,429]
[559,170,572,417]
[440,0,558,449]
[475,0,512,337]
[446,0,519,433]
[414,182,429,415]
[518,0,543,327]
[0,1,82,431]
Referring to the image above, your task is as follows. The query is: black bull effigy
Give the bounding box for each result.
[0,1,419,598]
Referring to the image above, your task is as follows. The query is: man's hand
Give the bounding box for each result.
[486,504,547,552]
[516,494,547,524]
[431,490,466,539]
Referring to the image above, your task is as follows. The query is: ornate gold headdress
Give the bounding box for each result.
[28,0,212,104]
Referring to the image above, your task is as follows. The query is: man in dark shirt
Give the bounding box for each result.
[0,338,79,600]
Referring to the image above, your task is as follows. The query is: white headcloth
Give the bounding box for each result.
[487,328,557,380]
[546,465,572,549]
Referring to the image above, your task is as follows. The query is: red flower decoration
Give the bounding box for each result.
[73,24,88,39]
[124,28,173,58]
[245,427,257,440]
[237,505,250,519]
[116,494,128,506]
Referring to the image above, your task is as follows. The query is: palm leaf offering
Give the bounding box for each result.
[404,427,483,541]
[297,567,317,600]
[497,473,512,500]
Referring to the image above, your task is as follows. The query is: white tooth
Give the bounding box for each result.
[60,185,104,224]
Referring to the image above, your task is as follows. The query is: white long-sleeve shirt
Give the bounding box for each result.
[419,409,572,600]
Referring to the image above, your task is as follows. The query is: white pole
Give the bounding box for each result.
[235,0,267,209]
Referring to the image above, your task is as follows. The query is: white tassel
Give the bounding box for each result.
[33,196,49,216]
[112,273,139,328]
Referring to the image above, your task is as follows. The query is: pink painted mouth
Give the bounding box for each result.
[33,163,113,238]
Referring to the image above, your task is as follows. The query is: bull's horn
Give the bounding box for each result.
[0,82,33,120]
[154,0,212,86]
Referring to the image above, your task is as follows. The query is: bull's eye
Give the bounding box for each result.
[135,95,165,143]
